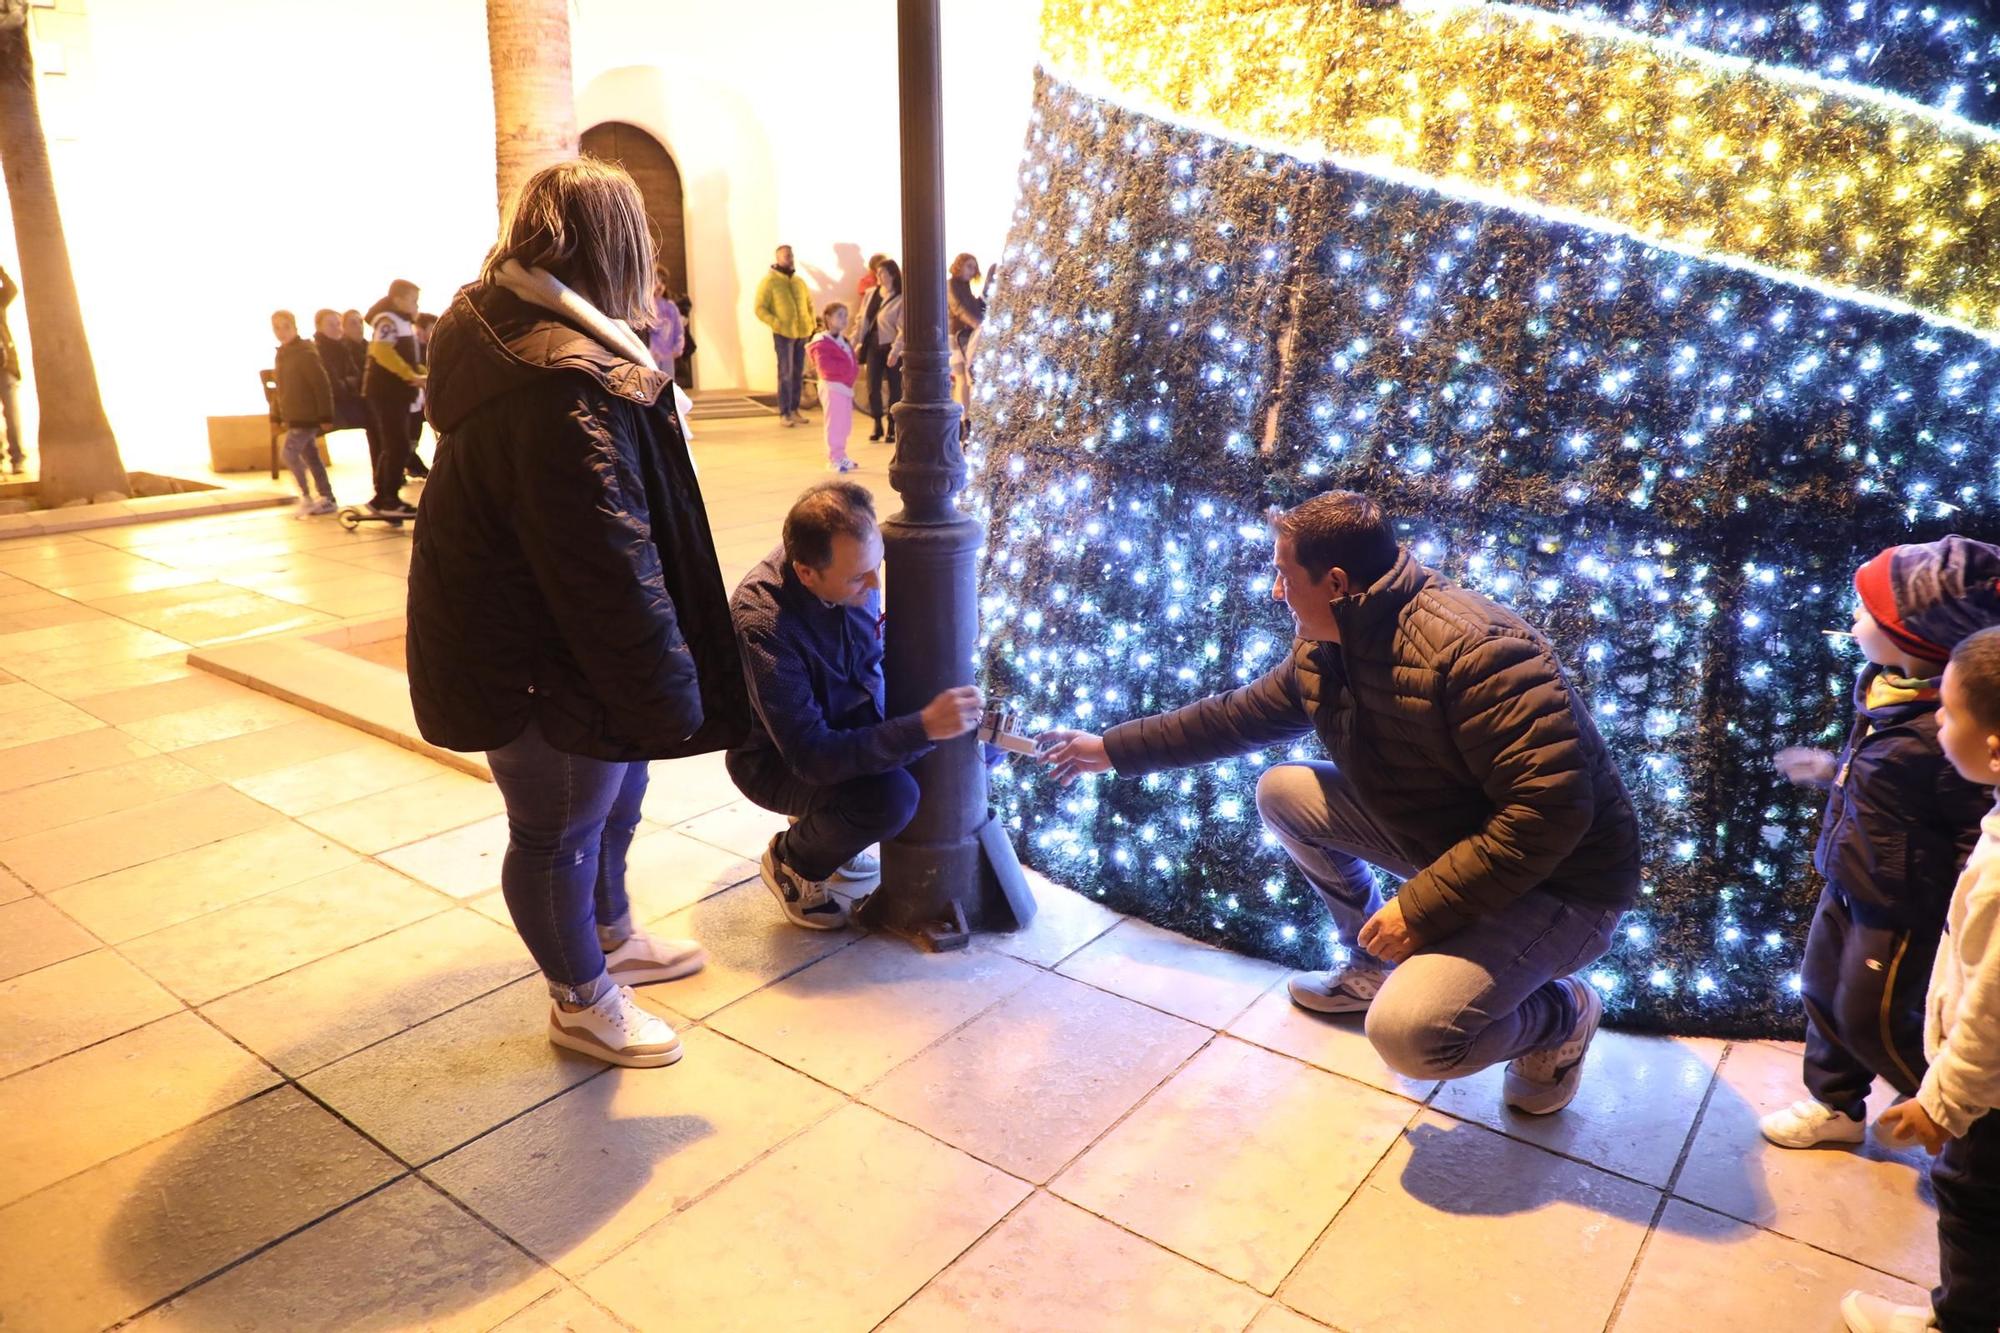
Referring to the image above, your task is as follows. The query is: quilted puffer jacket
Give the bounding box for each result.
[1103,548,1641,945]
[406,280,750,762]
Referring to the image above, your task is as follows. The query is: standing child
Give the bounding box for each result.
[1766,537,2000,1149]
[806,302,859,474]
[269,310,337,516]
[1843,625,2000,1333]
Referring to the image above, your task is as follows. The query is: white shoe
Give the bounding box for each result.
[292,497,315,519]
[760,835,849,930]
[1287,962,1390,1014]
[827,458,860,473]
[547,983,682,1068]
[1840,1290,1937,1331]
[603,930,706,986]
[1760,1098,1866,1149]
[833,848,880,881]
[310,496,337,515]
[1503,976,1603,1115]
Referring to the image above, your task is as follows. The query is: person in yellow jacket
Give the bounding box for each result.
[755,245,815,426]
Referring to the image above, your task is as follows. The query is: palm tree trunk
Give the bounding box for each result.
[0,9,126,505]
[486,0,579,214]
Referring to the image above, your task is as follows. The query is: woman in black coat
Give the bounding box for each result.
[407,159,751,1069]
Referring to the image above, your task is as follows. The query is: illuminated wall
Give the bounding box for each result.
[973,0,2000,1034]
[0,0,1041,475]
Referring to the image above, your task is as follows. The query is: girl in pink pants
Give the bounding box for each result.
[806,304,860,473]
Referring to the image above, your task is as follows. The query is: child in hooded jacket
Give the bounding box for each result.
[806,302,860,474]
[1765,536,2000,1150]
[1841,624,2000,1333]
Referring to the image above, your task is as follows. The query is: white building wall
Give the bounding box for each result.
[1,0,1040,474]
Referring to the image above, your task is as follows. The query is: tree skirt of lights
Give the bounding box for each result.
[971,0,2000,1035]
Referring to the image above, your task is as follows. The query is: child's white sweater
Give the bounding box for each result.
[1917,796,2000,1136]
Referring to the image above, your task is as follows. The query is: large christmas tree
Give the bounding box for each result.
[970,0,2000,1034]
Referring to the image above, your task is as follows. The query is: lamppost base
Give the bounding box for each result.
[859,814,1037,951]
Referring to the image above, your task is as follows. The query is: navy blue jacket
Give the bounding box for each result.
[728,547,932,786]
[1814,665,1991,929]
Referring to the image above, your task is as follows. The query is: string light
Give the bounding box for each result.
[971,2,2000,1035]
[1041,0,2000,336]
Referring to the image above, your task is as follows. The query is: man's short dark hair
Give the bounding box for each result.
[1952,626,2000,730]
[783,481,876,570]
[1274,490,1399,588]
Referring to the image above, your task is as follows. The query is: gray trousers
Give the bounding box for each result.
[1255,761,1621,1079]
[281,425,334,501]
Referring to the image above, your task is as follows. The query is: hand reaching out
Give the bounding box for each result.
[1774,746,1838,788]
[1876,1100,1953,1156]
[1036,728,1111,784]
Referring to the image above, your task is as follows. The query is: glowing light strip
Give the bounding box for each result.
[1040,0,2000,336]
[1460,0,2000,145]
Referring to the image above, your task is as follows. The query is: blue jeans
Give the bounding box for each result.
[1255,760,1622,1078]
[486,717,649,1003]
[773,334,806,416]
[281,425,334,501]
[726,750,918,882]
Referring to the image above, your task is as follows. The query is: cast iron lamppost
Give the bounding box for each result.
[872,0,1037,949]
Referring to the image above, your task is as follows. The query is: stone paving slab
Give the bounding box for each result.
[0,417,1936,1331]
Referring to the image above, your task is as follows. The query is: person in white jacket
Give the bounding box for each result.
[1844,624,2000,1333]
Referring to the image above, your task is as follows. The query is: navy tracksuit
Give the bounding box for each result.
[1801,666,1991,1119]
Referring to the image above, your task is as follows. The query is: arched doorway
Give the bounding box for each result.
[580,121,689,304]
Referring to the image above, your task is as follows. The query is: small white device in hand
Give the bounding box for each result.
[977,705,1042,757]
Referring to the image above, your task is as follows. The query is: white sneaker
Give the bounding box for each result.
[291,497,315,519]
[1287,962,1390,1014]
[1760,1098,1866,1149]
[1841,1290,1937,1331]
[1503,976,1603,1115]
[310,496,337,515]
[547,983,682,1068]
[761,835,849,930]
[834,848,880,882]
[603,931,706,987]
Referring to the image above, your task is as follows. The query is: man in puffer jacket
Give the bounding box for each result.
[754,244,815,426]
[1040,490,1640,1115]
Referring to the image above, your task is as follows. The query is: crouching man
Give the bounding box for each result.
[1041,491,1641,1113]
[728,482,983,929]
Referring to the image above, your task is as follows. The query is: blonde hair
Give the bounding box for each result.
[482,158,656,326]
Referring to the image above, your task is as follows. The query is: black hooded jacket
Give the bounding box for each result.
[1814,665,1991,929]
[406,281,750,762]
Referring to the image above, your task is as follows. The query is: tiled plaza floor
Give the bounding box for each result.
[0,414,1939,1330]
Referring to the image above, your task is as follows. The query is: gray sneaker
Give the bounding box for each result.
[834,849,880,881]
[761,836,850,931]
[1286,962,1390,1014]
[1503,977,1604,1115]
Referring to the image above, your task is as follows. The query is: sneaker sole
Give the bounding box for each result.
[1503,981,1603,1115]
[606,948,709,987]
[1286,980,1373,1015]
[832,864,880,883]
[1503,1068,1583,1115]
[547,1018,683,1069]
[761,847,848,931]
[1758,1123,1867,1149]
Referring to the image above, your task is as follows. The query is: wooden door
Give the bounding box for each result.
[580,122,689,297]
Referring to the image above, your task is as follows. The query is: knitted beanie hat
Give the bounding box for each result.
[1854,535,2000,664]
